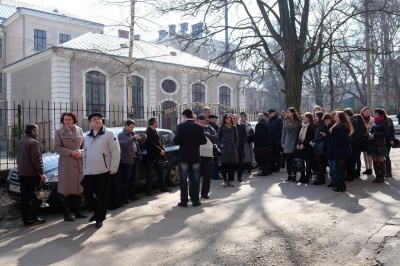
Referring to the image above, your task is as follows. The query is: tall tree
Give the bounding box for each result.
[156,0,388,110]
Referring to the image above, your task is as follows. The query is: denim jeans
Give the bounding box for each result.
[328,160,337,183]
[179,163,200,203]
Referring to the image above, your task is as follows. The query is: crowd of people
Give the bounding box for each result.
[16,105,397,228]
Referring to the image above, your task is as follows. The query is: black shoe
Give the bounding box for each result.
[333,186,345,192]
[193,202,202,207]
[362,169,373,175]
[74,212,87,219]
[146,192,153,196]
[160,188,172,192]
[64,214,75,222]
[177,202,188,207]
[313,180,325,185]
[201,195,209,199]
[327,182,336,187]
[129,196,141,200]
[89,214,97,223]
[25,217,46,225]
[95,221,103,229]
[238,178,243,182]
[285,176,292,181]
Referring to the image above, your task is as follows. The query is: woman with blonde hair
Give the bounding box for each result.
[326,111,354,192]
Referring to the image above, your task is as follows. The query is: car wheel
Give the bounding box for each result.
[166,162,179,186]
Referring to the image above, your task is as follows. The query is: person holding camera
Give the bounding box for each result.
[118,119,147,203]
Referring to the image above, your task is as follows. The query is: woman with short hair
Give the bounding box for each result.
[55,112,86,221]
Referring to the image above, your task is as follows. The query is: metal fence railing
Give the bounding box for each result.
[0,100,261,170]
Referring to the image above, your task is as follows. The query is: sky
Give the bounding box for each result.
[13,0,199,41]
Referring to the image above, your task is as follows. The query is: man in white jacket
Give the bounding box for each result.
[83,112,120,229]
[197,115,218,199]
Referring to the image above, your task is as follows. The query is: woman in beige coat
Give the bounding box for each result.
[55,112,86,221]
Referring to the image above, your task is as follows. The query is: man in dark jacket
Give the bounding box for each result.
[173,109,207,207]
[118,119,147,202]
[208,114,221,179]
[266,109,283,173]
[233,114,247,182]
[17,124,47,226]
[254,113,273,176]
[144,117,171,196]
[208,114,219,132]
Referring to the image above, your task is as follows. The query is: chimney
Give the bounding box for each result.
[134,34,140,41]
[191,22,203,38]
[118,29,129,39]
[158,29,167,40]
[180,22,188,34]
[169,24,176,37]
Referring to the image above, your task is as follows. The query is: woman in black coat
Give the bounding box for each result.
[310,111,326,185]
[326,111,354,192]
[384,117,395,178]
[368,108,390,183]
[296,112,315,183]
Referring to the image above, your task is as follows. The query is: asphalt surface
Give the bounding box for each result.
[0,149,399,265]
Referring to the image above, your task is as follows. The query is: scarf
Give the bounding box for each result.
[374,116,384,125]
[298,122,309,142]
[362,114,370,124]
[284,118,299,133]
[64,124,76,135]
[225,122,233,129]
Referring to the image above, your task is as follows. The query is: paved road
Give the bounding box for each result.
[1,149,399,265]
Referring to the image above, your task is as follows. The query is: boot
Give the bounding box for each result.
[373,162,385,183]
[228,181,235,187]
[73,195,87,219]
[385,160,392,177]
[63,197,75,222]
[285,175,292,181]
[223,181,229,187]
[372,161,381,183]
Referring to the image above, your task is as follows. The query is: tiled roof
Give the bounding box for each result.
[58,32,239,75]
[0,1,102,25]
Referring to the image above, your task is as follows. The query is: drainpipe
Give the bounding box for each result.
[22,15,26,58]
[70,50,76,111]
[237,75,243,109]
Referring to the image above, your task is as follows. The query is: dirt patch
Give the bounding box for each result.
[0,183,20,227]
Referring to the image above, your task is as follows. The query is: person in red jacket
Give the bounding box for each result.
[17,124,47,226]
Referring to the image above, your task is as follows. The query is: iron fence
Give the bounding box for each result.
[0,100,261,170]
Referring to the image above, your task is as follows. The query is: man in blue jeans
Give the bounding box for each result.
[173,109,207,207]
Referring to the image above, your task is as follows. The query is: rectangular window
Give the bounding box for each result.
[0,73,2,93]
[59,34,71,44]
[0,39,2,58]
[34,29,47,51]
[0,109,2,127]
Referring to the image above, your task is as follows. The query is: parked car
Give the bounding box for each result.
[7,127,180,205]
[388,115,400,134]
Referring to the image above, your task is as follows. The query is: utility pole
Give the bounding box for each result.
[127,0,136,118]
[224,0,229,69]
[365,0,372,107]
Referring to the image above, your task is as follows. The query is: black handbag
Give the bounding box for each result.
[154,156,169,170]
[313,141,325,155]
[292,150,304,173]
[392,138,400,149]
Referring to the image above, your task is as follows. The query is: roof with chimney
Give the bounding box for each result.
[57,32,240,75]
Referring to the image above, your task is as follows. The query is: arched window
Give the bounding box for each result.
[86,71,106,116]
[219,86,230,107]
[161,79,177,93]
[132,76,144,118]
[192,83,205,102]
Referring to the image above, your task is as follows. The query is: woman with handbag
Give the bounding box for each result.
[218,113,239,187]
[368,109,390,183]
[310,111,326,185]
[326,111,354,192]
[360,107,374,175]
[296,112,315,183]
[281,107,302,182]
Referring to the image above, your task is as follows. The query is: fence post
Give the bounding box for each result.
[17,104,21,140]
